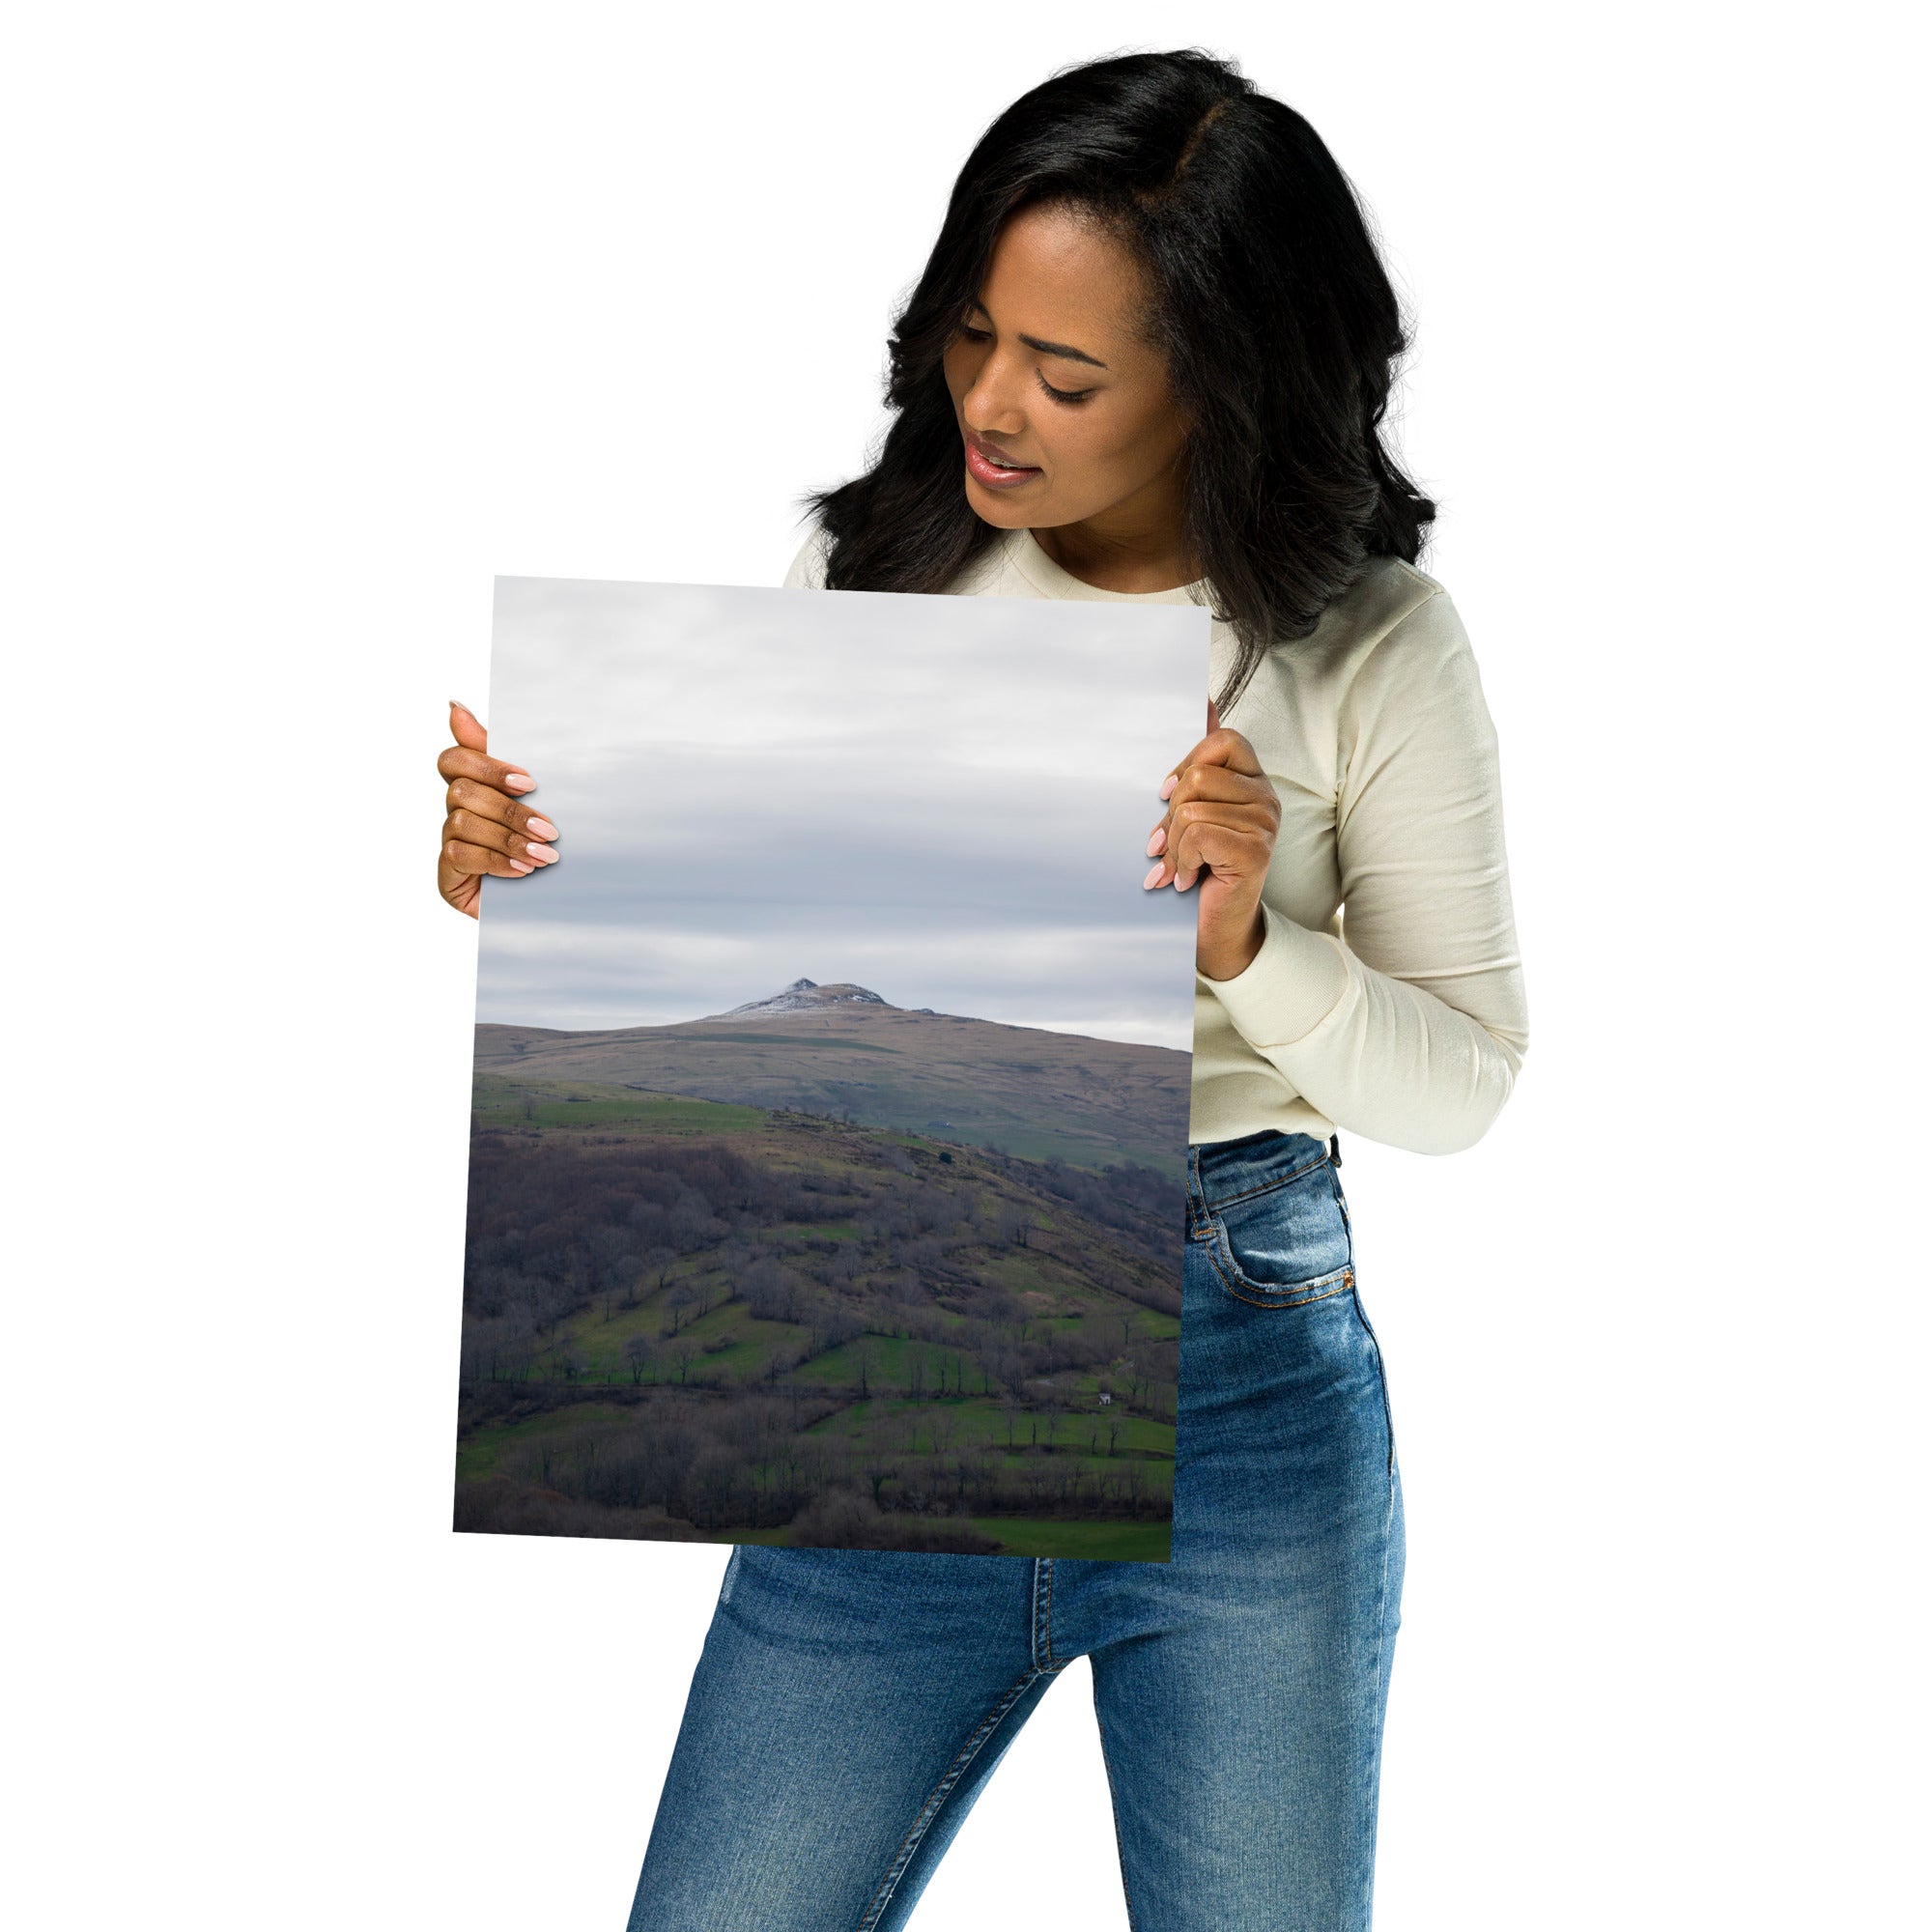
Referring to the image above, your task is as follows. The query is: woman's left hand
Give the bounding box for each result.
[1145,699,1281,981]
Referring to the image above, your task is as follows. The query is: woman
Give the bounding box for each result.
[437,49,1528,1932]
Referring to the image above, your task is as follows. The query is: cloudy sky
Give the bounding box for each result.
[475,577,1210,1050]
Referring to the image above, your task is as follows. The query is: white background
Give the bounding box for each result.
[7,4,1924,1927]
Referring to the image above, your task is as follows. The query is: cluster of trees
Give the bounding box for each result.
[460,1254,1179,1426]
[455,1122,1184,1537]
[463,1135,856,1332]
[465,1390,1175,1537]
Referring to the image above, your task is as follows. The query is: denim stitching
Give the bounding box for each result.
[1215,1268,1357,1312]
[1031,1555,1068,1672]
[854,1663,1049,1932]
[1200,1222,1355,1309]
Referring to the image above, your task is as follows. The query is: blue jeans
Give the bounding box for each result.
[627,1130,1406,1930]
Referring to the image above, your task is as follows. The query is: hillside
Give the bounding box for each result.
[475,979,1191,1176]
[454,1085,1183,1560]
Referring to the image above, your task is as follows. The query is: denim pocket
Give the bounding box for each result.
[1203,1153,1355,1309]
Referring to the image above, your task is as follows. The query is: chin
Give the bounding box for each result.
[963,478,1037,528]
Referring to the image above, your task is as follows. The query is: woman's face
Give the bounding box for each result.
[940,202,1190,541]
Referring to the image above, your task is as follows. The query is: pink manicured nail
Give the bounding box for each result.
[525,815,557,840]
[1159,774,1178,800]
[503,771,535,792]
[1146,827,1167,857]
[525,842,558,864]
[1143,863,1166,889]
[508,860,534,874]
[1175,870,1196,893]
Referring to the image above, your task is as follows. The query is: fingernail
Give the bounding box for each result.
[1159,775,1178,800]
[524,842,558,864]
[450,697,472,714]
[508,860,534,874]
[1175,871,1196,893]
[1146,827,1167,857]
[1143,863,1166,889]
[503,771,535,792]
[525,815,557,840]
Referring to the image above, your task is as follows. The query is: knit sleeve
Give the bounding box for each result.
[1201,587,1530,1154]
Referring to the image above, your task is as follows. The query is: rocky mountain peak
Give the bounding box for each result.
[703,980,895,1021]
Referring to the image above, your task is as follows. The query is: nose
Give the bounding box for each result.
[959,348,1029,438]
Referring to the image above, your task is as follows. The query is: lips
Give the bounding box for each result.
[963,431,1042,489]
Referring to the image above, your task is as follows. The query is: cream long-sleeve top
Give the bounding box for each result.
[783,525,1529,1156]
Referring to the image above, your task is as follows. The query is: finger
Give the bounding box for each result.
[1171,818,1272,891]
[437,743,537,794]
[1148,769,1276,864]
[440,867,482,919]
[1146,791,1267,862]
[1148,811,1271,890]
[449,699,489,754]
[444,777,559,844]
[442,837,535,879]
[1174,798,1275,841]
[444,807,559,867]
[1144,845,1194,892]
[1165,763,1274,809]
[1161,725,1264,794]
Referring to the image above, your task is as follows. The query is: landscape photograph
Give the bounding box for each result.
[459,578,1208,1559]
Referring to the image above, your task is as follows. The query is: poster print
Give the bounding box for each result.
[454,577,1209,1560]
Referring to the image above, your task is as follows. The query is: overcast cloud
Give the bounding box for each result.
[476,578,1210,1049]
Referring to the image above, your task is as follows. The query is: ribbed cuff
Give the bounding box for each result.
[1197,902,1350,1049]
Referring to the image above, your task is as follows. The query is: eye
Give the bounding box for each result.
[1037,371,1094,406]
[957,324,991,343]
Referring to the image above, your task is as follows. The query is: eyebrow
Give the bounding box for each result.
[968,302,1108,369]
[1019,333,1107,369]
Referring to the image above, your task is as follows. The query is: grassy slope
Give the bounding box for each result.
[457,1086,1181,1558]
[474,1004,1190,1178]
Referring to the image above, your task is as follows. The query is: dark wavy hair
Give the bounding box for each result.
[806,48,1436,712]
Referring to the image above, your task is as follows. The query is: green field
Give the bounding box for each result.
[470,1077,765,1135]
[456,1088,1185,1556]
[959,1517,1174,1562]
[474,999,1193,1179]
[455,1403,635,1480]
[682,1516,1172,1561]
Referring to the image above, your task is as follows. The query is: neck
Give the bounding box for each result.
[1028,472,1197,593]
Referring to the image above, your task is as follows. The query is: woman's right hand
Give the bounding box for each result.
[436,699,559,919]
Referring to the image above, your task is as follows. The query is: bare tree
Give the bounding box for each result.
[1040,1388,1064,1450]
